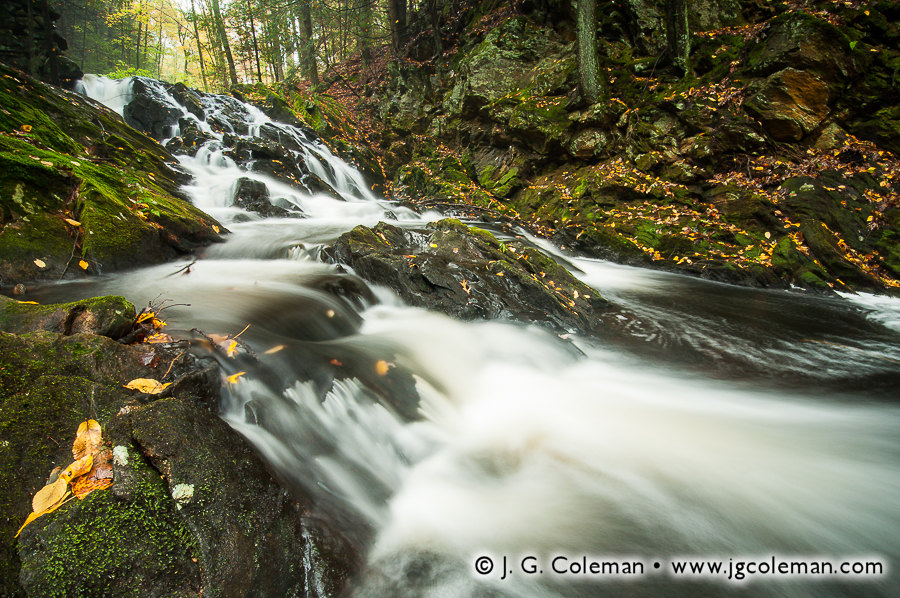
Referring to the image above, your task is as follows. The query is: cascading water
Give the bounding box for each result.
[57,76,900,597]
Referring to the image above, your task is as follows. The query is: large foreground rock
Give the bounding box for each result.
[1,295,355,597]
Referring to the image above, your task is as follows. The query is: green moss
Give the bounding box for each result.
[0,63,220,283]
[18,450,200,598]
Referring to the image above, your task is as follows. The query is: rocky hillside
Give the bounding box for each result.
[321,0,900,295]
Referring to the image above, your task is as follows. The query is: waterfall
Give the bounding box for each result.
[72,76,900,597]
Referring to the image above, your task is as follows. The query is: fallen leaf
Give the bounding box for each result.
[144,332,173,343]
[32,477,68,513]
[375,360,392,376]
[40,160,53,167]
[72,419,102,460]
[20,124,32,132]
[78,260,89,270]
[212,225,220,234]
[225,340,239,357]
[34,258,46,268]
[60,454,93,483]
[64,218,81,227]
[71,476,113,500]
[124,378,171,394]
[226,371,246,384]
[135,311,155,324]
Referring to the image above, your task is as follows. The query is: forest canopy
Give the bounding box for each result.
[50,0,415,89]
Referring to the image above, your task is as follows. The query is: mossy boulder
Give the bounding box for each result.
[742,11,852,81]
[0,63,222,287]
[1,295,354,597]
[327,219,607,335]
[0,294,135,338]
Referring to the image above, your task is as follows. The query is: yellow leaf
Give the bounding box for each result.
[20,124,32,132]
[151,318,167,329]
[124,378,171,394]
[375,360,391,376]
[72,419,102,460]
[15,511,42,538]
[226,340,238,357]
[213,225,220,233]
[135,311,155,324]
[40,160,53,167]
[764,231,771,239]
[34,258,46,268]
[64,218,81,227]
[60,454,93,483]
[226,371,245,384]
[264,344,285,355]
[77,259,89,270]
[32,477,69,514]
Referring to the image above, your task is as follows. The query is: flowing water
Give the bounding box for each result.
[42,76,900,596]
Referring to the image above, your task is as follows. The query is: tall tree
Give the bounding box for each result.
[297,0,318,86]
[387,0,407,53]
[665,0,690,76]
[576,0,603,104]
[209,0,238,85]
[189,0,209,89]
[246,0,263,82]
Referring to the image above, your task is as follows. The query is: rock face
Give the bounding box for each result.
[366,3,900,295]
[1,296,356,597]
[0,0,83,88]
[0,63,223,288]
[744,68,831,141]
[328,219,607,335]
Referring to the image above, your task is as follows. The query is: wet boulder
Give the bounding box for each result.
[327,219,608,335]
[2,297,357,597]
[232,177,296,218]
[124,77,184,140]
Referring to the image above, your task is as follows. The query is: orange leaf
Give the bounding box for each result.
[78,260,89,270]
[64,218,81,227]
[226,371,245,384]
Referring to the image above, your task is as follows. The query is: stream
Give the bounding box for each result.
[35,76,900,596]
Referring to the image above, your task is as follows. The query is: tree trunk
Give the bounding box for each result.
[135,9,142,70]
[210,0,238,85]
[429,0,442,56]
[576,0,603,104]
[665,0,691,77]
[358,0,372,68]
[246,0,263,82]
[387,0,407,54]
[189,0,209,90]
[298,0,318,87]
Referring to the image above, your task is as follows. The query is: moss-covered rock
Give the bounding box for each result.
[327,219,607,335]
[0,292,357,597]
[17,450,201,598]
[0,63,222,287]
[0,294,135,338]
